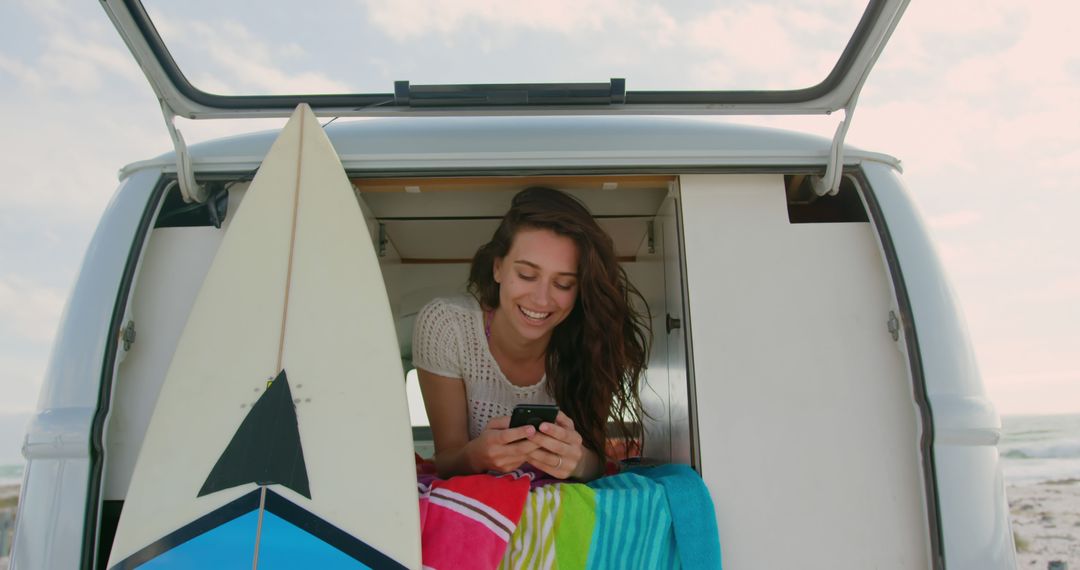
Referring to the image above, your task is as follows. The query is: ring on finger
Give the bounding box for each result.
[555,455,563,469]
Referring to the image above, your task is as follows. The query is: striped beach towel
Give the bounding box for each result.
[499,482,596,569]
[499,466,721,569]
[587,472,682,568]
[418,462,720,570]
[417,470,533,569]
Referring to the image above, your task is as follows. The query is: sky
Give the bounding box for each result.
[0,0,1078,458]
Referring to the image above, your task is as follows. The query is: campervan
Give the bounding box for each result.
[11,0,1017,568]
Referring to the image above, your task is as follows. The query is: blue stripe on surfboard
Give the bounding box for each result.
[111,489,262,569]
[255,510,371,569]
[126,510,371,569]
[259,490,406,569]
[136,510,259,568]
[110,489,407,570]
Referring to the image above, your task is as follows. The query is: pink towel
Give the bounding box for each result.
[418,470,533,569]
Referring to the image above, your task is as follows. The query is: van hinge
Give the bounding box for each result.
[887,310,900,341]
[377,222,388,257]
[810,104,855,197]
[810,61,870,197]
[647,221,656,254]
[159,99,206,203]
[121,320,137,351]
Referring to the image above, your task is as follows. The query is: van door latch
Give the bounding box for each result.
[666,314,682,334]
[887,311,900,341]
[121,320,137,351]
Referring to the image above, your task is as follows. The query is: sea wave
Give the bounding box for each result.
[1000,439,1080,460]
[0,464,23,487]
[1001,457,1080,485]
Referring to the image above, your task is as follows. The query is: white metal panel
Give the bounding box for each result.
[14,169,164,569]
[118,117,901,182]
[638,194,694,464]
[105,184,251,501]
[11,457,90,570]
[862,162,1016,569]
[658,192,694,466]
[637,213,673,462]
[680,174,930,569]
[106,227,225,500]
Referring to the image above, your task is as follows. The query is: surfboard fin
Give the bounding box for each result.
[198,369,311,499]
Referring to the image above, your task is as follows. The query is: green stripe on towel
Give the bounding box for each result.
[501,484,597,569]
[556,483,597,569]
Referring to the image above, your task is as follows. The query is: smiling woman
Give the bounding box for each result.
[413,187,651,481]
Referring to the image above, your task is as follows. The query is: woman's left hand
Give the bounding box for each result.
[526,411,585,479]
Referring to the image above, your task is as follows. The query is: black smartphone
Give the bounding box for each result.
[509,404,560,429]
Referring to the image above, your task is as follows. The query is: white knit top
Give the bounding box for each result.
[412,295,556,439]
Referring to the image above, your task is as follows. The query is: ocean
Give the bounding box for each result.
[0,464,21,487]
[0,413,1077,488]
[999,413,1080,485]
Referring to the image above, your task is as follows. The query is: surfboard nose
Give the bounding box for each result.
[107,103,421,569]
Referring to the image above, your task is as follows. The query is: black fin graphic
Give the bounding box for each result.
[198,369,311,498]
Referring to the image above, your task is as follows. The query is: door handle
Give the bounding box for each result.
[666,314,682,334]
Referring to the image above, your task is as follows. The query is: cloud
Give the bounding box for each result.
[1,0,1078,423]
[927,210,982,231]
[362,0,860,90]
[365,0,656,39]
[0,53,45,88]
[154,15,355,96]
[42,34,145,90]
[0,277,65,344]
[0,352,46,414]
[5,0,144,94]
[0,96,164,215]
[683,4,847,88]
[987,370,1080,415]
[849,1,1080,421]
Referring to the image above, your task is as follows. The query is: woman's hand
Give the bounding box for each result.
[465,416,541,473]
[526,411,588,479]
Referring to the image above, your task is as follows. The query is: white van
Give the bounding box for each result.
[12,0,1016,568]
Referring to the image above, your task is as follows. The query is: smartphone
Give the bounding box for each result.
[509,404,560,429]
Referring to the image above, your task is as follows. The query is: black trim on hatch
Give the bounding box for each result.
[852,168,946,570]
[117,0,888,112]
[83,175,172,569]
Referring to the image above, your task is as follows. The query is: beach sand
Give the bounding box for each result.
[1009,479,1080,568]
[1,484,16,570]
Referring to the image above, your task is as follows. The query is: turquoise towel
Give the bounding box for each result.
[631,465,723,569]
[587,472,680,569]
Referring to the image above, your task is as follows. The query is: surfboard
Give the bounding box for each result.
[107,104,421,569]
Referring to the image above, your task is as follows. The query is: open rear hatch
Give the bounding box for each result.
[100,0,909,201]
[101,0,906,118]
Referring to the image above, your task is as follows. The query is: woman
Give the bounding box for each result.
[413,187,651,481]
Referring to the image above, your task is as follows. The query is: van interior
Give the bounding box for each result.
[100,171,928,567]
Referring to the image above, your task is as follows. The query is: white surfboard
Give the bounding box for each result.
[108,104,421,569]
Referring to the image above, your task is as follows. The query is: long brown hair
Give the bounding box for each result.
[469,187,651,460]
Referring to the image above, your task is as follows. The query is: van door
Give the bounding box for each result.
[679,173,932,569]
[640,190,694,465]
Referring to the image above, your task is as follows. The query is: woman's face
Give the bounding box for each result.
[493,228,580,344]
